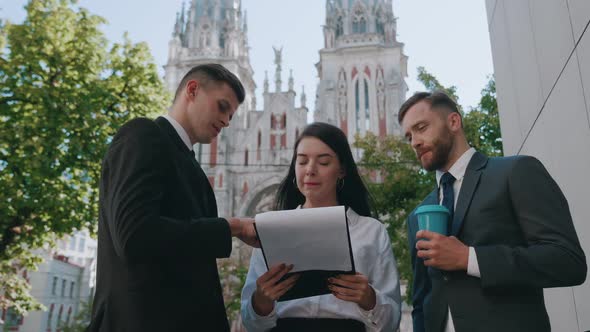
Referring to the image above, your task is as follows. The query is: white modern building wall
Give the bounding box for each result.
[1,231,97,332]
[485,1,590,331]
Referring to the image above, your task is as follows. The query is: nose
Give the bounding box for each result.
[220,115,230,128]
[305,161,317,175]
[411,134,423,150]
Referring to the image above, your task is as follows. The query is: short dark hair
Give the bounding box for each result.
[274,122,375,217]
[398,91,460,124]
[173,63,245,104]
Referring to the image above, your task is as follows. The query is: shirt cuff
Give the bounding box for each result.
[467,246,481,278]
[357,284,381,327]
[247,294,278,320]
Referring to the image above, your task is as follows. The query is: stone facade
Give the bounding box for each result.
[164,0,308,219]
[315,0,408,152]
[164,0,408,218]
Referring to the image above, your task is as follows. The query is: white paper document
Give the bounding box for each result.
[254,206,353,273]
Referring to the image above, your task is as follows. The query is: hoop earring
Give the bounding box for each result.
[337,178,345,191]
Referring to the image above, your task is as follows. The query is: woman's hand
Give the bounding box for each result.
[252,264,299,316]
[328,272,376,311]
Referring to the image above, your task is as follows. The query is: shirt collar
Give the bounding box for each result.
[163,114,193,151]
[436,147,476,187]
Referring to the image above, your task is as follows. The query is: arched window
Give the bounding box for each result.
[66,307,72,326]
[257,130,261,148]
[354,76,371,132]
[57,305,63,326]
[352,6,367,34]
[219,31,226,49]
[364,79,370,129]
[336,16,344,37]
[376,20,384,35]
[359,17,367,33]
[257,130,261,161]
[47,304,54,330]
[355,80,360,132]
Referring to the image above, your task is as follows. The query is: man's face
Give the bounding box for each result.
[187,81,239,144]
[401,100,454,171]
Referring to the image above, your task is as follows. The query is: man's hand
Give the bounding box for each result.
[416,230,469,271]
[228,217,260,248]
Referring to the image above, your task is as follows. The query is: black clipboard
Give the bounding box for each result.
[253,206,356,302]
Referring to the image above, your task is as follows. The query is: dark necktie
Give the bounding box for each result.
[440,172,456,233]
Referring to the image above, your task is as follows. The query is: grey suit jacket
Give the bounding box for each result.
[408,152,587,332]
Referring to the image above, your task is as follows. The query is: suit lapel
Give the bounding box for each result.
[154,117,218,217]
[451,152,488,236]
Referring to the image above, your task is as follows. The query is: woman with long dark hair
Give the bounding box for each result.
[241,122,401,331]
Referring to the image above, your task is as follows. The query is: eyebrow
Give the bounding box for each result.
[296,153,334,158]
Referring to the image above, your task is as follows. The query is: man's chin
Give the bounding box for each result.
[420,160,436,172]
[198,136,213,144]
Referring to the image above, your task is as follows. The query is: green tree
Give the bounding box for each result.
[463,77,502,156]
[416,66,460,109]
[355,134,435,300]
[0,0,169,314]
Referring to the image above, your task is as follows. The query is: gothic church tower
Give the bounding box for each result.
[163,0,308,219]
[315,0,408,143]
[164,0,256,121]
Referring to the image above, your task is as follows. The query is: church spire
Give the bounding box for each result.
[301,85,307,108]
[273,46,283,92]
[288,69,294,92]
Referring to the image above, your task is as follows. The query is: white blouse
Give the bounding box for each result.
[240,208,401,331]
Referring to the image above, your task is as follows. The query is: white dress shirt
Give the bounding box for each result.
[241,208,401,332]
[162,114,193,151]
[435,147,479,332]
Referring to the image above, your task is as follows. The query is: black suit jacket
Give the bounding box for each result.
[408,152,587,332]
[88,117,232,332]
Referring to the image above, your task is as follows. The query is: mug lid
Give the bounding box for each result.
[415,204,450,215]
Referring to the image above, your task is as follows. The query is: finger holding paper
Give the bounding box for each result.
[328,272,376,311]
[252,263,300,316]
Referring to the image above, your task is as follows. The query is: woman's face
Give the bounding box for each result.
[294,137,344,206]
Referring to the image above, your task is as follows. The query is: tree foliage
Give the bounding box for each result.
[463,78,502,156]
[0,0,169,314]
[355,134,435,300]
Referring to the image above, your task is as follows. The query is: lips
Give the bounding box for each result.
[417,149,430,159]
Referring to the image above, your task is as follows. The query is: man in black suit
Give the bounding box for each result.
[87,64,259,332]
[400,91,587,332]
